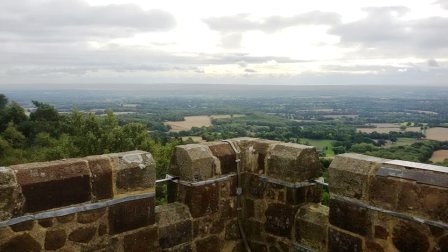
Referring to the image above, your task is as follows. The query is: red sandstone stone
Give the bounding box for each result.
[266,143,321,183]
[184,184,219,218]
[68,226,97,243]
[329,198,371,236]
[11,159,91,212]
[87,156,113,200]
[108,197,155,234]
[124,226,159,252]
[207,142,237,175]
[45,229,67,250]
[328,227,362,252]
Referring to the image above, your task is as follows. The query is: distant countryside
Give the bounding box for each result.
[1,85,448,173]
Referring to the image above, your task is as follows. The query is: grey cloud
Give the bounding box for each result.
[428,59,440,67]
[329,7,448,57]
[203,11,340,33]
[244,68,257,73]
[0,0,175,42]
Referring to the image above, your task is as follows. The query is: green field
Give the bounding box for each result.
[384,138,420,148]
[301,138,335,157]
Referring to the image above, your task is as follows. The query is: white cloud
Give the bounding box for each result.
[0,0,447,86]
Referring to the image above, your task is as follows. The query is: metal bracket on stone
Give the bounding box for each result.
[166,173,236,187]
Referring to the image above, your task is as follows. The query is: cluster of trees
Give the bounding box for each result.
[349,141,441,162]
[0,94,182,203]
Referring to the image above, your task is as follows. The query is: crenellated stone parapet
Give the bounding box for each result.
[0,139,446,251]
[0,151,157,251]
[328,153,448,252]
[167,138,323,251]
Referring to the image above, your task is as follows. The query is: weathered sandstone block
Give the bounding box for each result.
[182,184,220,218]
[329,153,386,200]
[10,159,91,213]
[156,203,193,249]
[328,227,363,252]
[295,203,329,251]
[265,203,298,237]
[108,197,155,234]
[108,150,156,195]
[0,167,23,220]
[266,143,321,183]
[329,198,371,236]
[206,142,237,175]
[169,144,219,181]
[45,229,67,250]
[86,155,113,200]
[123,226,159,252]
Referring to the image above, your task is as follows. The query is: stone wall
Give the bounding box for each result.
[1,138,447,252]
[328,153,448,252]
[0,151,157,251]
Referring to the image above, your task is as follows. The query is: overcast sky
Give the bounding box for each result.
[1,0,447,86]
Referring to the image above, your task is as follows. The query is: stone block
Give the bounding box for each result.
[159,220,192,249]
[286,185,322,205]
[439,235,448,252]
[77,207,106,224]
[124,226,159,252]
[108,196,155,234]
[169,144,218,182]
[156,203,193,249]
[87,155,113,200]
[392,221,430,252]
[226,137,260,173]
[206,142,237,175]
[365,241,384,252]
[329,153,386,200]
[328,227,363,252]
[244,219,264,242]
[11,159,91,213]
[38,218,53,228]
[0,233,41,251]
[108,151,156,195]
[45,229,67,250]
[265,203,298,237]
[329,198,371,236]
[195,235,222,252]
[248,241,268,252]
[369,176,400,210]
[68,225,97,243]
[266,143,321,183]
[418,184,448,223]
[183,184,219,218]
[250,139,277,174]
[11,220,34,232]
[396,180,421,213]
[295,203,329,250]
[0,167,24,220]
[220,198,237,219]
[225,220,241,240]
[162,243,192,252]
[56,214,75,223]
[245,174,266,199]
[374,225,389,240]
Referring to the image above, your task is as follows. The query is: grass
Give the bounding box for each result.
[300,138,335,157]
[384,138,420,148]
